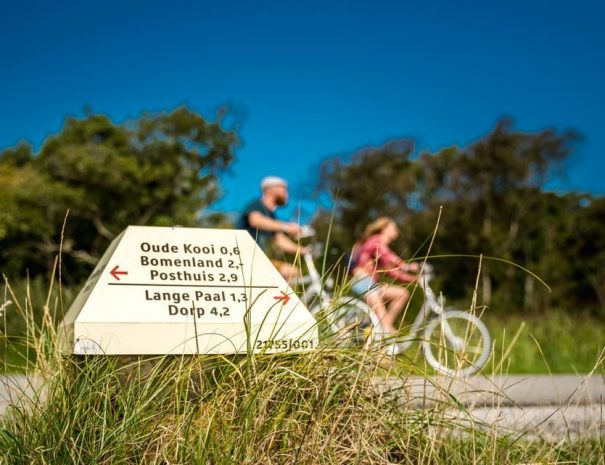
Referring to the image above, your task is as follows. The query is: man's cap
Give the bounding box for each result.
[261,176,288,190]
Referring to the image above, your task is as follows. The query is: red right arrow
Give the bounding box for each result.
[273,291,290,305]
[110,265,128,281]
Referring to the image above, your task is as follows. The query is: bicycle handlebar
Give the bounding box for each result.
[298,225,316,239]
[420,262,434,274]
[307,243,323,259]
[299,226,434,282]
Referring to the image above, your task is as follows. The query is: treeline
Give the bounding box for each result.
[0,110,603,314]
[312,119,604,314]
[0,108,238,284]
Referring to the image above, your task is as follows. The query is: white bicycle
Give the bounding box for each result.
[296,229,491,377]
[296,227,373,339]
[386,262,492,376]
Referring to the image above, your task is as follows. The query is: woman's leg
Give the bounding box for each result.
[365,292,397,333]
[379,285,409,330]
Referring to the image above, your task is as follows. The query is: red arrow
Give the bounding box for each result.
[273,291,290,305]
[110,265,128,281]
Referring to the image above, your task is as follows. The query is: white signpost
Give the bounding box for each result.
[59,226,318,355]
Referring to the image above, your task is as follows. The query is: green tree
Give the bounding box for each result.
[314,139,418,254]
[567,196,605,313]
[420,119,578,305]
[312,119,589,312]
[0,107,238,283]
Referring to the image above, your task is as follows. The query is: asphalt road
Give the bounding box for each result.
[374,374,605,440]
[3,374,604,440]
[374,374,605,407]
[0,374,35,417]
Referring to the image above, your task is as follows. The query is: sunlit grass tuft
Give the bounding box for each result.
[1,275,604,464]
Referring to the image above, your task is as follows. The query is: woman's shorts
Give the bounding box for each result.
[351,274,380,297]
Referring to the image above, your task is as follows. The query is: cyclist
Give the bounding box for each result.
[351,217,418,336]
[237,176,307,282]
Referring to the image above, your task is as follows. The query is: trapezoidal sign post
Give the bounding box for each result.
[59,226,318,355]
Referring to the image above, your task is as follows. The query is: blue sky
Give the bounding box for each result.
[1,0,603,222]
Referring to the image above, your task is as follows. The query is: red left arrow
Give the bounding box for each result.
[273,291,290,305]
[110,265,128,281]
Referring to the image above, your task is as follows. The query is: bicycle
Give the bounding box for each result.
[294,227,373,338]
[340,262,491,376]
[295,228,491,376]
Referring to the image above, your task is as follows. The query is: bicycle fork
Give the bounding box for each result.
[424,283,465,351]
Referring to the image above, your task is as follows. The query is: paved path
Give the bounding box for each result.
[0,374,36,416]
[3,373,604,440]
[374,374,605,440]
[374,374,605,407]
[451,404,604,441]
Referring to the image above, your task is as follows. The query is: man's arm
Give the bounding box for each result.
[248,211,301,235]
[274,232,305,255]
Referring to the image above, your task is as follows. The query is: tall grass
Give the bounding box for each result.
[3,277,604,375]
[1,274,76,372]
[486,310,605,375]
[1,276,604,464]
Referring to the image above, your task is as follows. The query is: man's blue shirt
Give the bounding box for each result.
[236,199,276,249]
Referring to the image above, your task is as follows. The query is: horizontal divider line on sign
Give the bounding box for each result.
[107,283,279,289]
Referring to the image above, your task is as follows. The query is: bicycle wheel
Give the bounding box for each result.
[422,310,491,376]
[308,299,336,340]
[324,296,372,346]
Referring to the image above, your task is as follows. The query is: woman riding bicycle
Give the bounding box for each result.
[351,217,419,336]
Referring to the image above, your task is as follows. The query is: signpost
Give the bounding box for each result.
[59,226,318,355]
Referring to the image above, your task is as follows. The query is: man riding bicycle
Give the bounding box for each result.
[236,176,307,282]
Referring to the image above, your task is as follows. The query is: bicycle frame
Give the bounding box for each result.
[298,248,331,310]
[390,265,458,351]
[297,241,444,346]
[293,230,489,374]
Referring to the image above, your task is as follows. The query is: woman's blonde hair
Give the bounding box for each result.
[362,216,396,241]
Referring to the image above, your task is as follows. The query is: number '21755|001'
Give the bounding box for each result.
[255,339,315,351]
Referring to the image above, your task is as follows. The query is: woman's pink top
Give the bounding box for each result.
[353,234,416,283]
